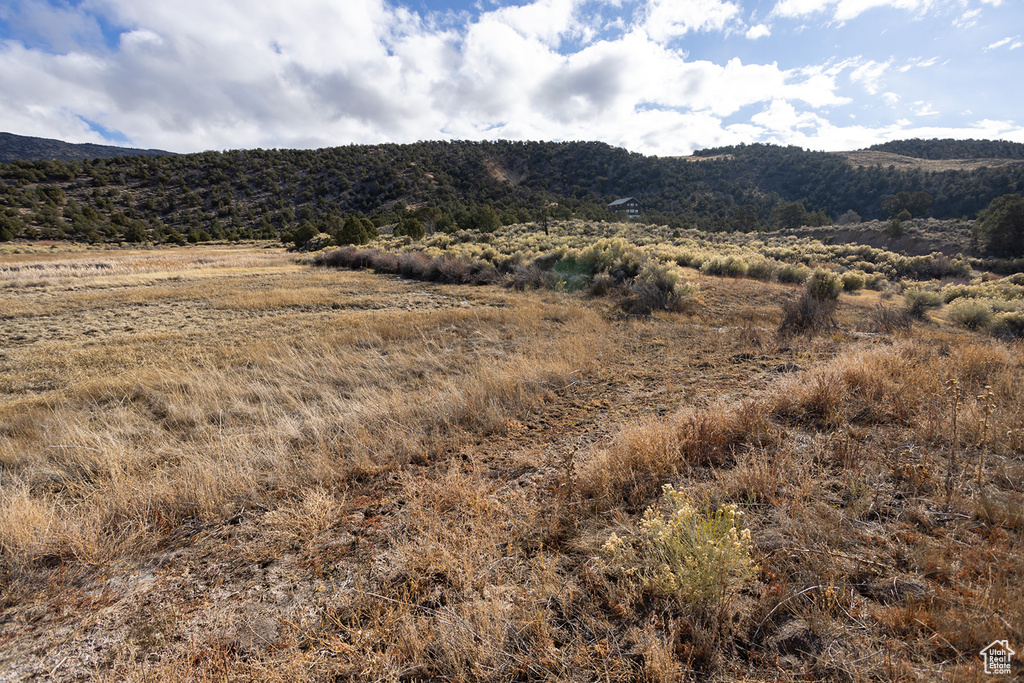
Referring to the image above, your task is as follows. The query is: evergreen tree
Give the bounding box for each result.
[394,217,425,239]
[972,194,1024,257]
[336,216,369,245]
[474,205,501,233]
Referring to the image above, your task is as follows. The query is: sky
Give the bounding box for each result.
[0,0,1021,156]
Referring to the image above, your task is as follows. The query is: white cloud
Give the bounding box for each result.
[954,8,982,27]
[849,59,891,95]
[912,101,939,116]
[0,0,1019,156]
[745,24,771,38]
[833,0,931,22]
[752,99,824,133]
[772,0,937,22]
[485,0,584,47]
[985,36,1022,51]
[771,0,832,19]
[898,56,937,72]
[642,0,742,41]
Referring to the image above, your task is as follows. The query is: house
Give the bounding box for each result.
[608,197,642,219]
[980,640,1015,675]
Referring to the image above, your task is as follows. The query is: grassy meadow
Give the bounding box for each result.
[0,229,1022,681]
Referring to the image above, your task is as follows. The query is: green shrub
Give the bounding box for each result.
[394,217,425,240]
[746,257,777,281]
[947,298,993,329]
[623,261,699,314]
[903,288,943,319]
[864,272,888,290]
[841,270,866,292]
[579,238,644,279]
[775,262,810,284]
[972,194,1024,257]
[700,255,749,278]
[992,311,1024,338]
[807,268,842,301]
[673,249,705,269]
[602,485,755,604]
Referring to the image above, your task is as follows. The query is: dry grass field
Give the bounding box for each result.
[1,245,1022,681]
[836,150,1024,172]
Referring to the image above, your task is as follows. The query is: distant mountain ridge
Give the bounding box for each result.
[867,138,1024,160]
[2,136,1023,247]
[0,132,175,163]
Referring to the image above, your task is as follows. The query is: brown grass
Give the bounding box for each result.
[837,149,1024,172]
[1,246,1021,681]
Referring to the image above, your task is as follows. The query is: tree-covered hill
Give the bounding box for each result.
[868,138,1024,160]
[0,132,175,164]
[1,137,1022,247]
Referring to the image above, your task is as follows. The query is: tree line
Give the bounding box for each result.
[1,139,1023,253]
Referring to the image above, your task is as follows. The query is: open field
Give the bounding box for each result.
[1,244,1022,681]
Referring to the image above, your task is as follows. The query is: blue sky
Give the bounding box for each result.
[0,0,1021,155]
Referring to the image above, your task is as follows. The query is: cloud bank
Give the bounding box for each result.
[0,0,1020,155]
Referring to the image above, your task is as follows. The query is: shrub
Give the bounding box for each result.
[427,254,472,284]
[807,268,842,301]
[778,289,837,337]
[972,193,1024,257]
[947,298,993,330]
[505,263,553,291]
[396,251,432,279]
[602,485,755,604]
[394,217,425,240]
[578,238,644,280]
[841,270,866,292]
[864,272,888,290]
[903,288,943,319]
[778,272,840,337]
[622,261,699,314]
[991,311,1024,338]
[297,232,334,252]
[700,255,749,278]
[673,249,705,269]
[836,209,862,226]
[775,262,810,284]
[869,304,913,334]
[587,271,615,297]
[746,257,777,281]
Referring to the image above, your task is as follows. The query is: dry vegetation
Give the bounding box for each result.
[1,243,1022,681]
[836,150,1024,173]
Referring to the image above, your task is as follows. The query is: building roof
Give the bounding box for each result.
[608,197,639,207]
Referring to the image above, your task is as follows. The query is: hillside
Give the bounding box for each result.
[868,137,1024,160]
[0,137,1022,249]
[835,149,1024,173]
[0,131,175,164]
